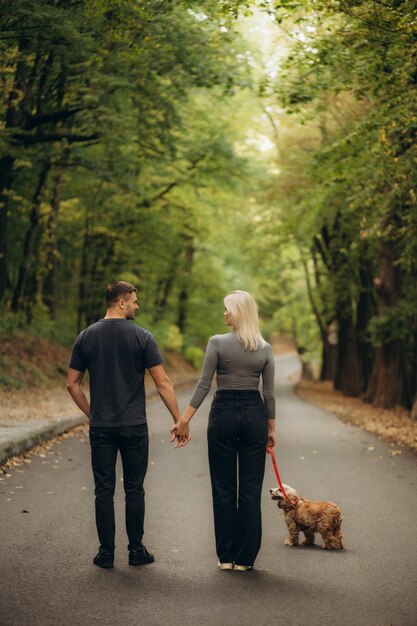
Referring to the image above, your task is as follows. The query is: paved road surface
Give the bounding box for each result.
[1,355,416,626]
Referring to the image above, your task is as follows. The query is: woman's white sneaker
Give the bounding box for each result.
[233,564,252,571]
[217,562,234,570]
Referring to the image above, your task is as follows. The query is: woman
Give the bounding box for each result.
[171,290,275,571]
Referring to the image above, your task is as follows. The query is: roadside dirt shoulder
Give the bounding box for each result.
[296,380,417,454]
[0,337,197,425]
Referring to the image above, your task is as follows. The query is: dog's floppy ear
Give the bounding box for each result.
[282,484,298,498]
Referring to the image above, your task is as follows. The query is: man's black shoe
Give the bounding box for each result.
[129,546,155,566]
[93,551,114,569]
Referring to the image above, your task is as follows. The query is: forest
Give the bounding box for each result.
[1,0,417,414]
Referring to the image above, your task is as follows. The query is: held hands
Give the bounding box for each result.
[170,404,195,449]
[170,418,191,448]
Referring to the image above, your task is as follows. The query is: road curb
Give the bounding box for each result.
[0,415,87,464]
[0,376,199,465]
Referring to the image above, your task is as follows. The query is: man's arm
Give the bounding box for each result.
[67,368,90,418]
[148,364,181,423]
[170,403,195,447]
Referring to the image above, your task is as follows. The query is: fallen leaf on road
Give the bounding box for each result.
[0,424,88,475]
[388,450,402,456]
[368,446,375,451]
[22,509,29,513]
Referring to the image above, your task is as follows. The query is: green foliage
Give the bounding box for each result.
[183,345,205,369]
[0,0,259,349]
[368,303,410,347]
[165,325,184,352]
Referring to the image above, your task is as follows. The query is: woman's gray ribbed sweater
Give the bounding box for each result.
[189,332,275,419]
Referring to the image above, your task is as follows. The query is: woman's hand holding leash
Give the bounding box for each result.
[266,435,276,453]
[267,419,276,452]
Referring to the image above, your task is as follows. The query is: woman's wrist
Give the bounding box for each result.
[181,404,197,425]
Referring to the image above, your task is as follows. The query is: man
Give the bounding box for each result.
[67,280,185,569]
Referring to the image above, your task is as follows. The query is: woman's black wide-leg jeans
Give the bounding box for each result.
[207,390,268,566]
[89,424,148,553]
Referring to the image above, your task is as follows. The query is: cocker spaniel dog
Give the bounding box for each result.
[270,484,343,550]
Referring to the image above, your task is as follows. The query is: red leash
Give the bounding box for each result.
[267,448,295,506]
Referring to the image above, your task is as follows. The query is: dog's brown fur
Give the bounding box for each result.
[270,485,343,550]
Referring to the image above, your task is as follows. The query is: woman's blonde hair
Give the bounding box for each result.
[224,290,265,351]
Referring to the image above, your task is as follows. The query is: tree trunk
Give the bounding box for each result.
[153,244,181,323]
[399,340,413,409]
[410,330,417,404]
[11,162,51,313]
[364,347,380,404]
[365,241,402,408]
[43,157,67,318]
[77,211,90,333]
[366,343,401,408]
[300,255,335,382]
[335,304,362,396]
[356,262,375,391]
[0,155,15,299]
[320,321,338,382]
[177,237,194,334]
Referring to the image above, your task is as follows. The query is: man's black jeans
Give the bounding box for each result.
[207,390,268,566]
[89,424,148,553]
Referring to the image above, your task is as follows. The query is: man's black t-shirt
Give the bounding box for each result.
[69,319,164,427]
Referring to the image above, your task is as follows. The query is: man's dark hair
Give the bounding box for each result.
[106,281,137,306]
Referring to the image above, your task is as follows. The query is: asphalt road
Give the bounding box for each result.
[1,355,417,626]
